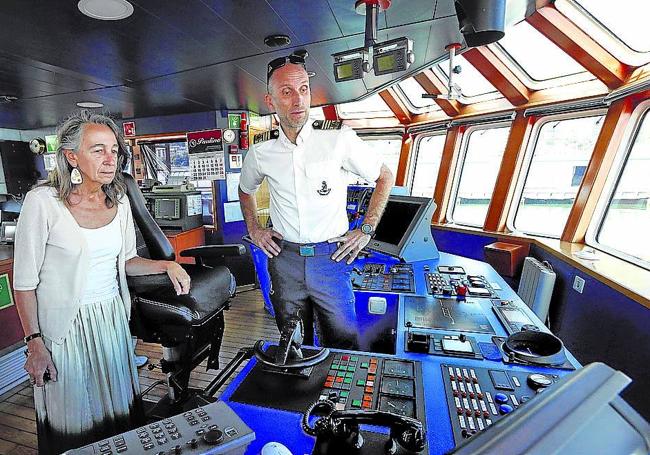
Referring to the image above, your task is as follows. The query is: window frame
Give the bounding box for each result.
[393,79,443,115]
[446,122,512,228]
[506,109,607,238]
[337,93,396,119]
[432,60,503,105]
[586,100,650,270]
[407,131,447,196]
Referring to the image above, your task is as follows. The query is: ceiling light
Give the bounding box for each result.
[307,71,316,78]
[264,34,291,48]
[76,101,104,108]
[78,0,134,20]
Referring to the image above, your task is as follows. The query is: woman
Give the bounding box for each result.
[13,110,191,454]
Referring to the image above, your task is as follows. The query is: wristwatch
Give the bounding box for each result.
[360,223,375,236]
[24,332,42,343]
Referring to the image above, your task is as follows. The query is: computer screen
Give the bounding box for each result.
[155,198,180,220]
[366,195,439,262]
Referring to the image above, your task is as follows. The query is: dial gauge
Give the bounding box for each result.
[223,129,237,143]
[379,396,416,418]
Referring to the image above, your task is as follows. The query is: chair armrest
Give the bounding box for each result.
[179,244,246,259]
[127,273,173,294]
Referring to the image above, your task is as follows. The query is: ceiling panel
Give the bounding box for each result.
[0,0,540,129]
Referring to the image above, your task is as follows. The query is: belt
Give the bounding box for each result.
[282,240,339,257]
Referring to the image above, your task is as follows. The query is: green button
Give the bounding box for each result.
[343,378,352,384]
[345,372,354,378]
[340,391,349,398]
[356,379,365,387]
[337,371,345,377]
[352,400,362,408]
[350,356,359,362]
[330,364,338,370]
[361,362,369,369]
[347,366,356,372]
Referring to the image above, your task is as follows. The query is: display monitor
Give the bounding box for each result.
[366,195,439,262]
[155,198,180,220]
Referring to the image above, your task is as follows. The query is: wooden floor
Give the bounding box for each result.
[0,289,277,455]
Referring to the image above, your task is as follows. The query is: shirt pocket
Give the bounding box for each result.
[305,161,341,199]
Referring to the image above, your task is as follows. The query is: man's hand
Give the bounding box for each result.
[328,230,371,264]
[251,227,284,258]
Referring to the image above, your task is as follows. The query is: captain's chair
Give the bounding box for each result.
[122,173,245,417]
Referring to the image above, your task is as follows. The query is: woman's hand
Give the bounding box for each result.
[24,339,57,387]
[166,261,191,295]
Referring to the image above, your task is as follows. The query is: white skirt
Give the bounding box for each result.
[34,295,141,454]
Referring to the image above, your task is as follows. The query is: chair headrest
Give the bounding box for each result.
[123,172,175,261]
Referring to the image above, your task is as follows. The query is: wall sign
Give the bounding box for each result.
[0,274,14,310]
[228,113,242,130]
[123,121,136,137]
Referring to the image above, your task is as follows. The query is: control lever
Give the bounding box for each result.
[254,311,329,370]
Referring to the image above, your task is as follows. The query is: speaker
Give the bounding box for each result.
[454,0,506,47]
[0,141,38,195]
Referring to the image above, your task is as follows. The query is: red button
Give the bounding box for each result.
[326,376,335,382]
[342,355,349,361]
[365,386,374,393]
[324,381,333,388]
[367,375,376,381]
[370,358,378,365]
[335,377,343,383]
[466,409,472,416]
[363,394,372,401]
[362,402,372,409]
[457,407,464,415]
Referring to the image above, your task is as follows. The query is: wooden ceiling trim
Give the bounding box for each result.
[414,70,462,117]
[432,126,463,223]
[483,112,535,232]
[379,88,413,124]
[462,47,531,106]
[528,6,630,90]
[395,133,413,187]
[561,98,634,243]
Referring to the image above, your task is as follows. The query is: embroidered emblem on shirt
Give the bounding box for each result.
[317,181,331,196]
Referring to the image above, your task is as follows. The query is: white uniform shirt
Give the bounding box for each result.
[239,121,383,243]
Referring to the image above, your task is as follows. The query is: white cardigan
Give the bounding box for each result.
[13,186,137,344]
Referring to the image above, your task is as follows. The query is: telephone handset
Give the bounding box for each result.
[302,399,426,454]
[253,311,330,370]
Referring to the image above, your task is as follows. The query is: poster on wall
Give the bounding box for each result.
[187,129,225,180]
[0,274,14,310]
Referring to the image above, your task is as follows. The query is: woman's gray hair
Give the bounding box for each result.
[47,110,129,208]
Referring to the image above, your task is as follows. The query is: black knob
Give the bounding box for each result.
[172,444,182,454]
[459,334,467,343]
[202,428,223,445]
[186,439,198,449]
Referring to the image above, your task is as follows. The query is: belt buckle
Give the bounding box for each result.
[299,245,315,257]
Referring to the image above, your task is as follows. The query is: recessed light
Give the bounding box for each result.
[264,34,291,48]
[76,101,104,108]
[78,0,134,20]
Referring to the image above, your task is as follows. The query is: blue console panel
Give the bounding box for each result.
[226,249,581,454]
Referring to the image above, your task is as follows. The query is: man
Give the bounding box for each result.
[239,54,394,350]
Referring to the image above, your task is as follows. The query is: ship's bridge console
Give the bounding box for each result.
[66,193,650,455]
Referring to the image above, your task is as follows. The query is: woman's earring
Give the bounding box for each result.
[71,167,83,185]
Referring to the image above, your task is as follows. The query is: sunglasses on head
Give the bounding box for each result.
[267,54,306,83]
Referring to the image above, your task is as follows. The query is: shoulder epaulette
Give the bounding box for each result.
[253,129,279,145]
[312,120,342,130]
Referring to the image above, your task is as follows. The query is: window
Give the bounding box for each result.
[591,107,650,266]
[347,136,402,185]
[495,20,597,90]
[556,0,650,66]
[410,134,445,197]
[511,114,604,237]
[395,78,442,113]
[337,93,395,119]
[573,0,650,53]
[436,55,502,104]
[450,125,510,227]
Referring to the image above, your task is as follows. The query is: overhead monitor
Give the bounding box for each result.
[366,195,439,262]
